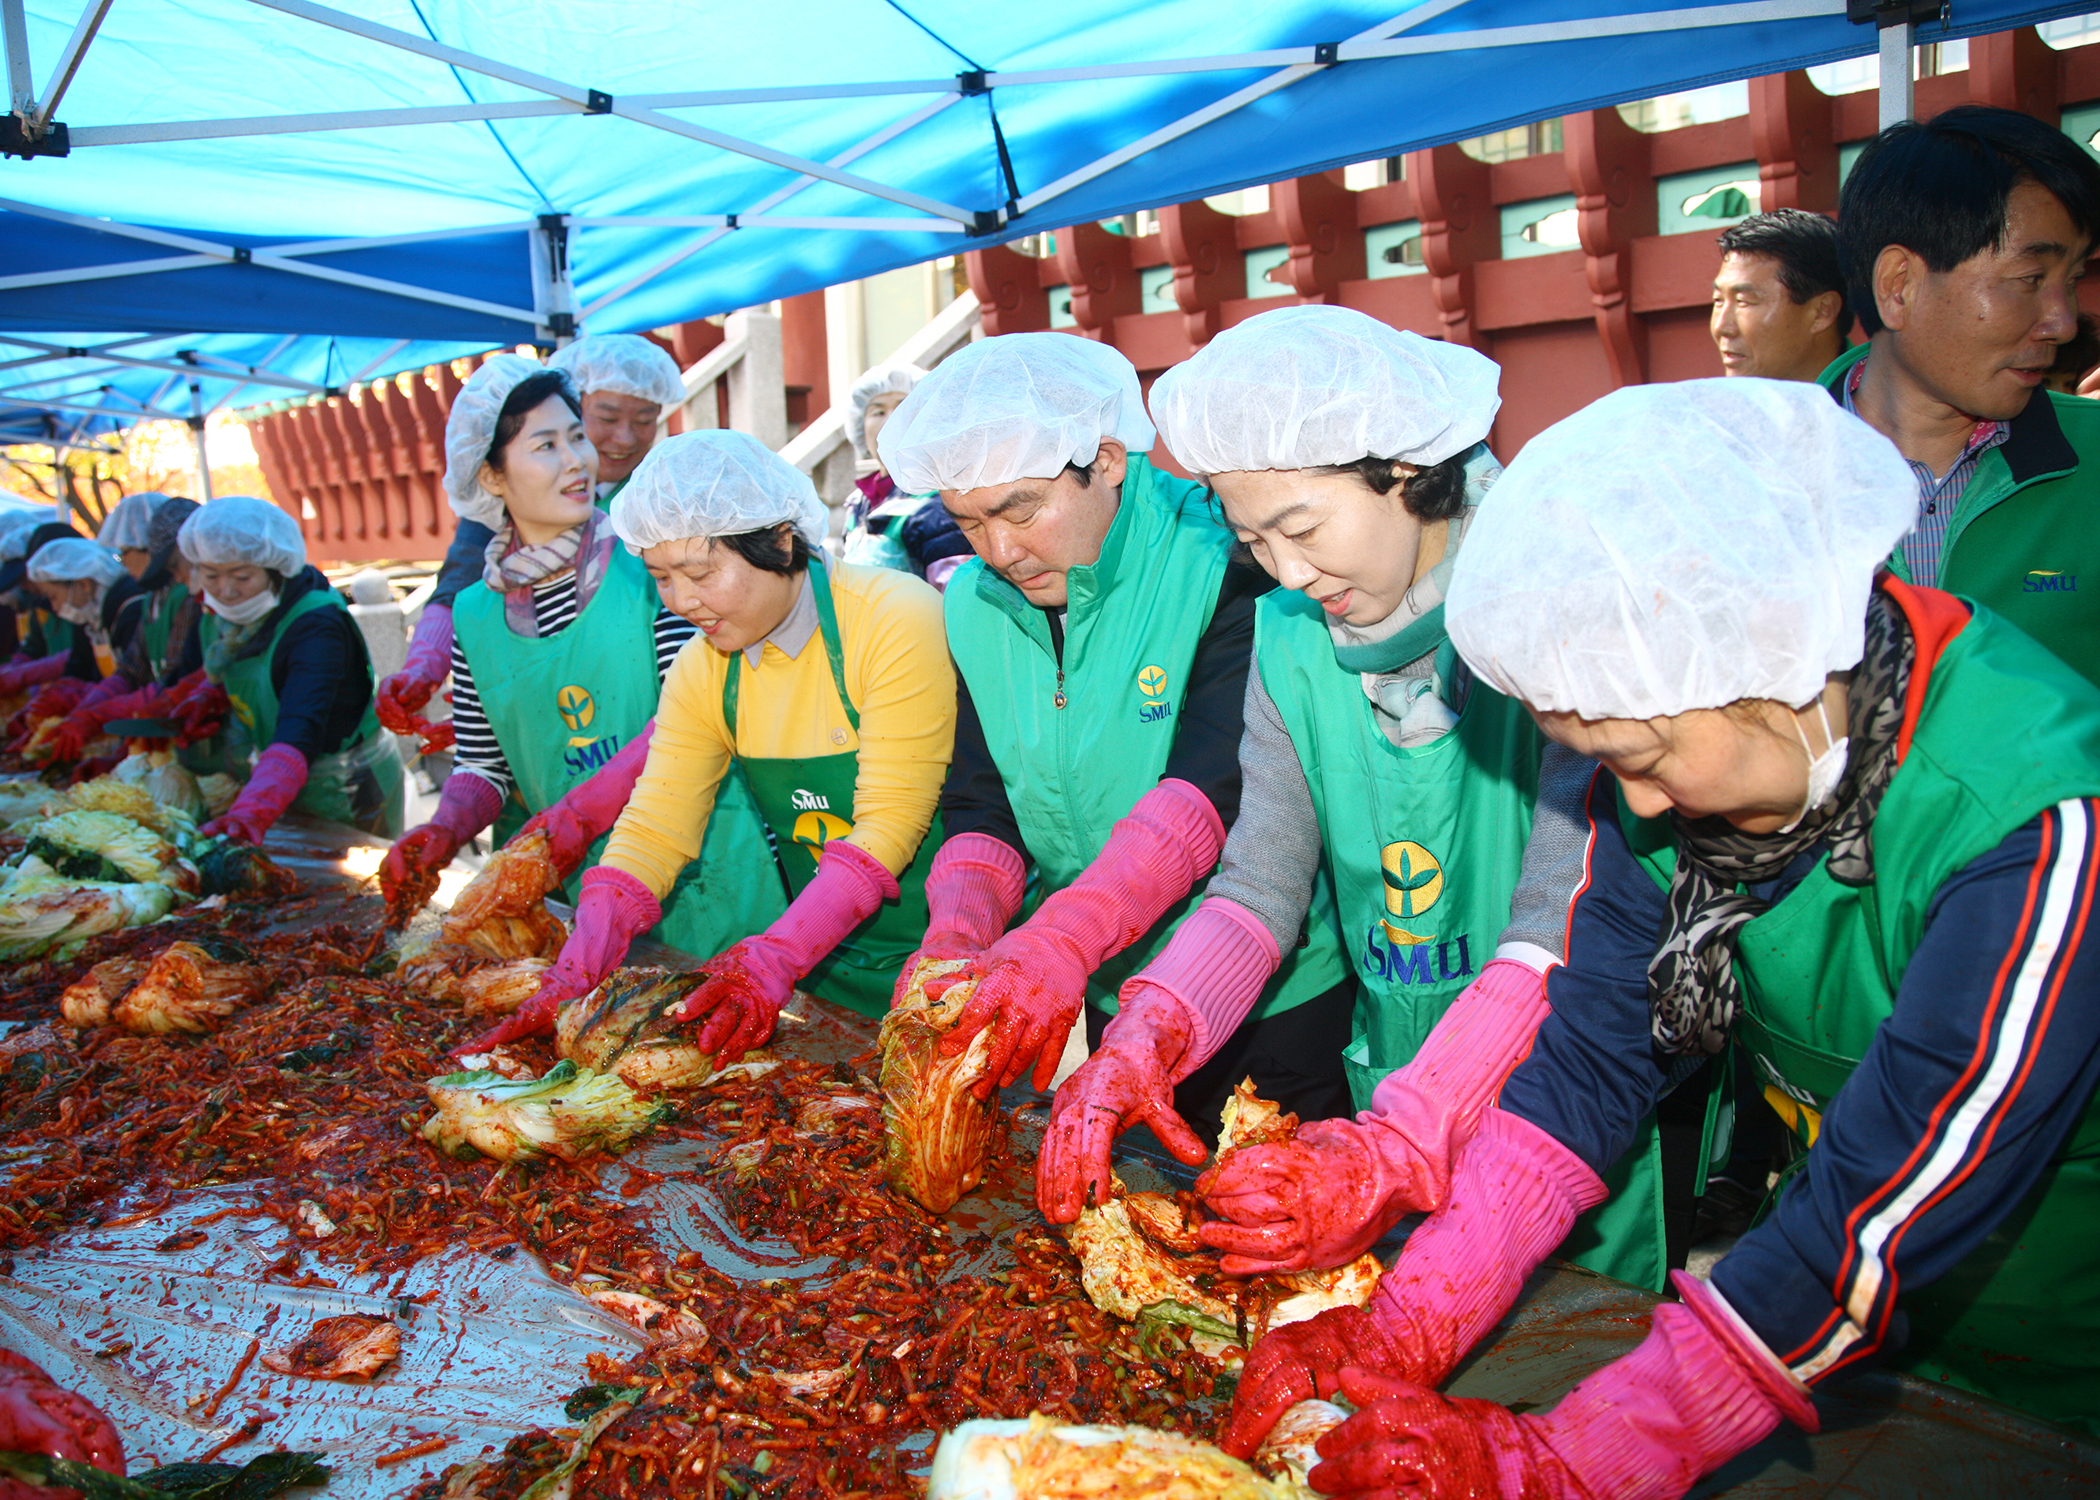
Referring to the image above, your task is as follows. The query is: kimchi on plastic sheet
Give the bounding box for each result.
[878,958,996,1213]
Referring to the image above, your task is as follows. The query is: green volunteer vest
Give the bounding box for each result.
[203,588,403,835]
[722,557,939,1017]
[944,455,1349,1017]
[27,605,78,661]
[140,582,189,679]
[1626,593,2100,1431]
[1257,593,1667,1293]
[452,546,785,962]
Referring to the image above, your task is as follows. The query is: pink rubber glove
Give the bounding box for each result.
[201,742,309,845]
[1035,897,1281,1223]
[376,602,453,735]
[1218,1107,1606,1459]
[517,720,655,879]
[73,673,137,711]
[44,679,159,762]
[933,779,1225,1097]
[890,832,1028,1005]
[0,651,67,697]
[1309,1273,1816,1500]
[168,672,229,745]
[672,840,899,1062]
[458,866,662,1053]
[380,771,503,913]
[1199,957,1552,1274]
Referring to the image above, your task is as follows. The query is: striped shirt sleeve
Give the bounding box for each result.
[1712,800,2100,1384]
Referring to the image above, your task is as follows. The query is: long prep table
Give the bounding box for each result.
[1,815,2093,1498]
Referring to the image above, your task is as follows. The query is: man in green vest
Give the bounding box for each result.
[1826,104,2100,689]
[376,334,687,738]
[879,333,1355,1142]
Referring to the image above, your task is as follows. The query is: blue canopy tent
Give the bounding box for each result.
[2,0,2092,430]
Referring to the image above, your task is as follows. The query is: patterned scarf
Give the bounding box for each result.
[483,506,616,638]
[1647,585,1914,1056]
[202,592,280,681]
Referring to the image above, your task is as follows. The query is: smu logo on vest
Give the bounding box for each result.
[1363,839,1475,986]
[793,799,854,853]
[2023,570,2077,592]
[555,684,622,775]
[1136,663,1173,723]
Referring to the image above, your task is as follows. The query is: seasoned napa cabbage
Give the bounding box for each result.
[556,966,743,1090]
[109,940,268,1034]
[927,1415,1316,1500]
[460,957,554,1017]
[420,1059,668,1163]
[0,860,179,962]
[878,958,997,1213]
[441,830,567,961]
[24,809,179,886]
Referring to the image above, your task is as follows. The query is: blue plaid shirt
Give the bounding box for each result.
[1843,355,2010,583]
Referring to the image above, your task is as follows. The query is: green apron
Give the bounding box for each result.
[723,556,938,1017]
[1258,595,1668,1293]
[1631,591,2100,1430]
[453,548,784,960]
[204,588,404,836]
[943,454,1349,1018]
[140,582,190,679]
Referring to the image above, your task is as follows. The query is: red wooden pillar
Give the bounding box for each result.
[371,379,424,544]
[286,405,342,548]
[1158,198,1240,348]
[274,405,328,551]
[1566,106,1657,388]
[966,243,1052,336]
[313,399,368,544]
[1970,27,2060,125]
[780,291,829,420]
[246,413,304,546]
[1275,171,1367,303]
[1749,70,1840,214]
[1053,220,1142,339]
[342,390,401,543]
[1408,144,1498,349]
[409,370,455,543]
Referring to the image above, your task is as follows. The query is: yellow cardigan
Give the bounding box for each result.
[600,561,956,896]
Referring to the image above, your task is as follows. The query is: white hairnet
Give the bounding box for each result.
[846,363,927,458]
[0,510,48,560]
[177,495,308,577]
[880,334,1155,494]
[27,537,124,587]
[97,492,168,552]
[548,333,685,408]
[444,353,554,530]
[611,430,829,554]
[1446,379,1916,720]
[1148,306,1501,478]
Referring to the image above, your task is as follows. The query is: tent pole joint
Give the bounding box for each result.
[586,89,612,114]
[1312,41,1340,66]
[968,209,1003,236]
[1,115,68,158]
[956,69,988,96]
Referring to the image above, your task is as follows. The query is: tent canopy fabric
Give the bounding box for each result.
[2,0,2091,426]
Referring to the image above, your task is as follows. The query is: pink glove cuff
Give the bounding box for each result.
[7,652,68,690]
[76,675,135,711]
[430,769,506,843]
[923,832,1027,947]
[1362,957,1552,1192]
[403,602,455,679]
[1673,1273,1819,1432]
[754,839,897,979]
[1127,778,1228,882]
[578,864,664,932]
[1120,896,1280,1072]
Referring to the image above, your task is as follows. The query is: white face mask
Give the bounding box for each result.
[1779,697,1848,835]
[205,586,279,626]
[55,599,99,627]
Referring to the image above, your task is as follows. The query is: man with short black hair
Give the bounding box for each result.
[1711,208,1851,380]
[1830,103,2100,689]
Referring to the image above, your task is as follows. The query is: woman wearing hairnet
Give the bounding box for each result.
[0,522,108,698]
[374,335,687,744]
[1039,306,1661,1292]
[837,364,972,588]
[1225,380,2100,1493]
[177,495,402,844]
[43,496,210,764]
[381,357,781,958]
[468,427,954,1056]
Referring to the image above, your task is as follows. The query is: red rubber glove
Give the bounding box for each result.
[380,771,503,914]
[457,865,660,1053]
[1218,1108,1607,1459]
[200,741,309,844]
[376,601,453,735]
[167,671,230,744]
[0,1348,126,1485]
[933,779,1225,1097]
[1308,1273,1816,1500]
[517,720,655,879]
[890,832,1028,1005]
[0,650,66,697]
[1036,984,1210,1222]
[44,679,158,763]
[673,840,898,1062]
[1199,956,1553,1274]
[8,678,92,748]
